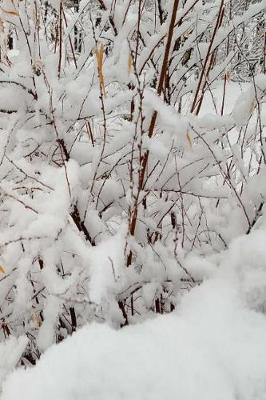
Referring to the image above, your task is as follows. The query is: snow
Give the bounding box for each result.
[87,227,126,305]
[0,1,265,398]
[2,227,266,400]
[0,336,28,392]
[36,296,62,352]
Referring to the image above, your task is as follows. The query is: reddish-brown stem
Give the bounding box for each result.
[190,0,225,115]
[127,0,180,266]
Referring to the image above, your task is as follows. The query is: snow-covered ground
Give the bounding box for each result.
[2,227,266,400]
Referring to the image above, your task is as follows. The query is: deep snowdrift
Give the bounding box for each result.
[2,253,266,400]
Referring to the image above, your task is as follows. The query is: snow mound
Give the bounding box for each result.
[2,277,266,400]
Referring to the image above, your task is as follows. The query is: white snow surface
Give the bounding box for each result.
[0,336,28,390]
[2,243,266,400]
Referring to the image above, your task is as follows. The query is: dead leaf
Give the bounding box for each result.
[186,132,192,147]
[0,8,19,16]
[95,44,106,97]
[128,54,133,75]
[32,313,42,328]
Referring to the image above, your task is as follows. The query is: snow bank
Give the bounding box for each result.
[2,273,266,400]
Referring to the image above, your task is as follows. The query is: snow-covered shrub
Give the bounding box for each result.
[0,0,265,364]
